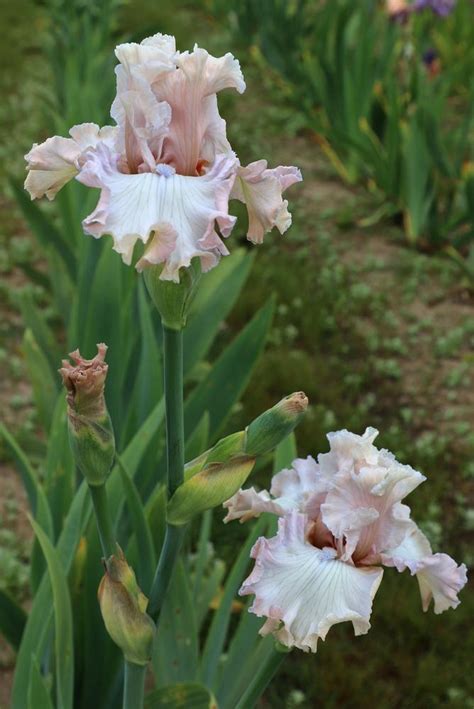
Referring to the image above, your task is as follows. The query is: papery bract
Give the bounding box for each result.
[24,33,302,282]
[225,428,467,652]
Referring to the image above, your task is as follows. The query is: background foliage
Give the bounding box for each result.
[0,0,473,707]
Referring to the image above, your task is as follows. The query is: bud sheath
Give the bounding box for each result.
[98,547,155,666]
[143,258,201,330]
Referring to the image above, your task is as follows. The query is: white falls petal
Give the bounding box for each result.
[77,145,237,280]
[240,511,383,652]
[382,522,468,614]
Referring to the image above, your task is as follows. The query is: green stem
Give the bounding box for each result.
[123,660,146,709]
[147,524,185,619]
[148,325,185,620]
[235,646,287,709]
[163,326,184,496]
[88,483,115,559]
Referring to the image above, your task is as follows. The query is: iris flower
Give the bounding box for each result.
[224,428,467,652]
[24,34,301,281]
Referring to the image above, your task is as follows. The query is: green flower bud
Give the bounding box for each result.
[98,547,155,666]
[142,258,201,330]
[59,343,115,486]
[245,391,308,456]
[167,394,308,525]
[167,455,256,526]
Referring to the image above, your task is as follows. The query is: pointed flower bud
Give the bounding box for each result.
[98,547,155,665]
[245,391,308,456]
[59,344,115,486]
[142,258,202,330]
[167,393,308,525]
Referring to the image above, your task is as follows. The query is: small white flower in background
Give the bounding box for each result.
[224,428,467,652]
[24,34,302,281]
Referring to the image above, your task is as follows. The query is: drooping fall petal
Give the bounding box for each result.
[77,144,237,279]
[231,160,302,243]
[382,523,468,614]
[24,123,117,200]
[240,511,383,652]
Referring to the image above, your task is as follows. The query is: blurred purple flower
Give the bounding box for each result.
[412,0,456,16]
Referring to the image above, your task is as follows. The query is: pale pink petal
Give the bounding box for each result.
[114,34,177,86]
[111,86,171,173]
[153,46,245,175]
[270,456,327,517]
[240,511,383,652]
[321,458,425,562]
[223,487,285,523]
[78,145,237,279]
[231,160,302,244]
[24,123,118,200]
[382,523,468,614]
[318,427,380,480]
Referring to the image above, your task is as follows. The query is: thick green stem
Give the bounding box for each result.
[163,326,184,496]
[147,524,185,618]
[88,483,115,559]
[235,646,287,709]
[148,325,185,620]
[123,660,146,709]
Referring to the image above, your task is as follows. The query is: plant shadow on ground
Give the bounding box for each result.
[0,2,472,708]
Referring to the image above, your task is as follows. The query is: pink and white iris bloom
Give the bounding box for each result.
[24,34,302,281]
[224,428,467,652]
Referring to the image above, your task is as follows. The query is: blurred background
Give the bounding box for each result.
[0,0,473,706]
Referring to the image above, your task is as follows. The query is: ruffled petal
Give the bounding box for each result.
[77,144,237,278]
[223,487,285,523]
[24,123,117,200]
[321,455,425,562]
[153,46,245,175]
[231,160,302,244]
[114,33,177,86]
[111,85,171,173]
[382,523,468,614]
[318,427,380,479]
[270,456,327,517]
[240,511,383,652]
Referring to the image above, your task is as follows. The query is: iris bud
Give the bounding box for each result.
[59,343,115,486]
[167,392,308,525]
[98,547,155,666]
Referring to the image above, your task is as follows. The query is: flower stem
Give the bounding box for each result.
[163,326,184,496]
[88,483,115,559]
[123,660,146,709]
[148,325,185,620]
[235,645,287,709]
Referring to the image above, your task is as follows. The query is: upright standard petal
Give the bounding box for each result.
[114,33,177,86]
[270,456,327,517]
[382,523,467,614]
[223,487,287,523]
[231,160,302,244]
[78,145,236,279]
[154,45,245,175]
[25,123,117,200]
[240,511,383,652]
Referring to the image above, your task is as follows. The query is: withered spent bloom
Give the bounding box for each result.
[59,343,115,486]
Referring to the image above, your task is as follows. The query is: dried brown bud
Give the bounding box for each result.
[59,343,108,421]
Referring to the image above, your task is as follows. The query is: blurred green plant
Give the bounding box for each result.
[218,0,474,257]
